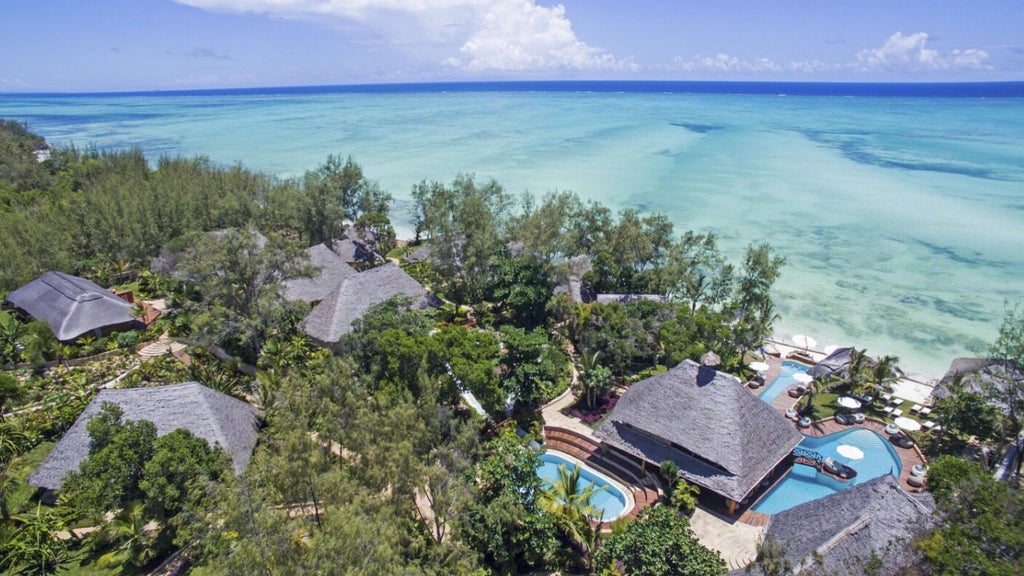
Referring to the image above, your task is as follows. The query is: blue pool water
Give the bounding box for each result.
[758,361,811,403]
[752,429,902,515]
[537,451,629,521]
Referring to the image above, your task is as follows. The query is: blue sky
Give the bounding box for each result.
[2,0,1022,92]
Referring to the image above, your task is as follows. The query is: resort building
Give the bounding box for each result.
[4,271,137,342]
[594,359,803,515]
[28,382,259,494]
[746,474,934,575]
[299,262,441,347]
[284,243,359,305]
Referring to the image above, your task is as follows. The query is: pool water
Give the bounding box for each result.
[758,361,811,403]
[537,451,629,521]
[752,428,902,515]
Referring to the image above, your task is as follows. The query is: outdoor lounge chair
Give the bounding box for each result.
[882,406,894,415]
[910,404,923,414]
[921,420,936,431]
[891,408,903,417]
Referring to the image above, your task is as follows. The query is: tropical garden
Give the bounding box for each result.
[1,118,1022,575]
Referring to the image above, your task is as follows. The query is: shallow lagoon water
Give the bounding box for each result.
[2,83,1022,378]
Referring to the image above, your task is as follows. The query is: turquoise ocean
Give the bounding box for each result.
[2,81,1023,379]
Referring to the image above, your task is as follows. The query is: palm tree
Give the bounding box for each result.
[0,504,68,575]
[869,354,901,395]
[92,501,157,570]
[539,463,607,565]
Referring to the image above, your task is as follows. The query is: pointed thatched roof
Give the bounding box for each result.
[5,271,136,341]
[750,475,934,576]
[595,360,802,502]
[284,243,359,304]
[331,237,382,266]
[808,346,856,379]
[28,382,259,491]
[299,263,441,344]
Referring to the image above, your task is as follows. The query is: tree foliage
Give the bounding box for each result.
[592,505,726,576]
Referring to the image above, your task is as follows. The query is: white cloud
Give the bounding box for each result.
[670,53,830,74]
[173,0,629,72]
[855,32,989,72]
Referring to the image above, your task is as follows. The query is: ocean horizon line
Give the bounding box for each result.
[4,79,1024,99]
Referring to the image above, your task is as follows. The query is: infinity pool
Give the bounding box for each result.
[758,361,811,403]
[752,428,902,515]
[536,451,630,521]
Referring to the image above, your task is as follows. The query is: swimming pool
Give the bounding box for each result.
[758,361,811,403]
[752,428,902,515]
[536,451,631,521]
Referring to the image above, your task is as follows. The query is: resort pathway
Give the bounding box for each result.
[689,508,763,572]
[539,369,595,438]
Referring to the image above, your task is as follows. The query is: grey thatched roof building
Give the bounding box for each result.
[595,360,802,506]
[808,346,856,379]
[284,243,358,304]
[5,271,136,342]
[934,357,1023,414]
[28,382,259,491]
[331,237,382,266]
[299,263,440,345]
[747,475,934,576]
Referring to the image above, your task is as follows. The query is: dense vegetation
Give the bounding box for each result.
[2,119,1022,575]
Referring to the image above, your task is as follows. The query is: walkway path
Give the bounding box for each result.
[690,508,764,572]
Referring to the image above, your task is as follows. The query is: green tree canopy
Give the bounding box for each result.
[592,505,726,576]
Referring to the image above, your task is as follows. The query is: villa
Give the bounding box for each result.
[284,243,359,305]
[299,262,441,347]
[28,382,259,495]
[4,271,137,342]
[594,359,803,515]
[745,474,934,575]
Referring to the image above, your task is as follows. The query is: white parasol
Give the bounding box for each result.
[894,416,922,432]
[837,396,862,409]
[749,361,770,373]
[836,444,864,460]
[792,372,813,385]
[792,334,817,350]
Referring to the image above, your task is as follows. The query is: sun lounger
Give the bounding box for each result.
[921,420,935,430]
[919,407,931,417]
[891,408,903,417]
[881,393,892,402]
[882,406,894,415]
[910,404,923,414]
[891,398,904,407]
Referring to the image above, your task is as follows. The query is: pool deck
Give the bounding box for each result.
[803,416,928,494]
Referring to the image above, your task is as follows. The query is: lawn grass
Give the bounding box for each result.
[7,440,55,515]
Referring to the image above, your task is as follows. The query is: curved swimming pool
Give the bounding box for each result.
[536,451,631,521]
[758,361,811,403]
[752,428,902,515]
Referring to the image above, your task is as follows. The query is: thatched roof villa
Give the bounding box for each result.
[595,359,803,514]
[283,243,359,305]
[5,271,136,342]
[299,263,440,346]
[743,475,934,576]
[28,382,259,493]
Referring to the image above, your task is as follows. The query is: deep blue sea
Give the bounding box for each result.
[3,81,1023,378]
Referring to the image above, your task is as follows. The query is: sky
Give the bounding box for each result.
[2,0,1022,92]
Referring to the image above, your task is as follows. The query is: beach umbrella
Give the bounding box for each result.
[700,351,721,367]
[792,372,813,385]
[792,334,817,350]
[836,444,864,460]
[894,416,922,432]
[749,361,769,373]
[837,396,862,409]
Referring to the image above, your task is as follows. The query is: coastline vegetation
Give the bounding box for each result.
[1,119,1022,575]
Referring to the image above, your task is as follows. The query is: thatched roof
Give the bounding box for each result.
[5,271,135,341]
[595,360,802,502]
[331,237,382,266]
[299,263,441,344]
[28,382,259,491]
[750,475,934,576]
[284,243,358,303]
[808,346,856,379]
[934,357,1023,411]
